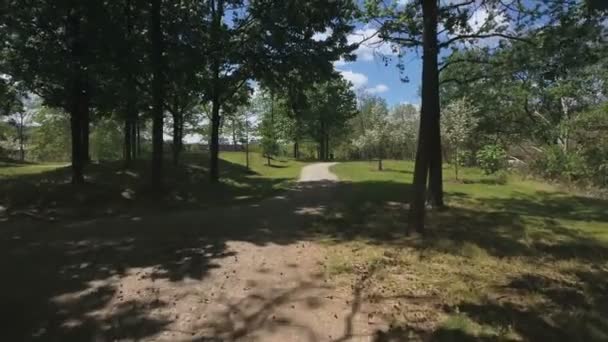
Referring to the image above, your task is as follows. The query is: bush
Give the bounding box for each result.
[476,144,507,175]
[532,145,587,182]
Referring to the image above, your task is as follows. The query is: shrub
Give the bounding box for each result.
[531,145,587,182]
[476,144,507,175]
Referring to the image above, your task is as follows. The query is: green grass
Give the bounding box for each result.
[0,162,68,178]
[322,160,608,341]
[0,152,306,218]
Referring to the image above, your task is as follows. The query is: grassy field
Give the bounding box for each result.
[0,152,306,219]
[0,161,68,178]
[323,160,608,341]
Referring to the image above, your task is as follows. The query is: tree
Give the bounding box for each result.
[202,0,357,182]
[304,77,358,161]
[364,0,572,232]
[351,95,390,169]
[3,1,111,183]
[441,98,478,180]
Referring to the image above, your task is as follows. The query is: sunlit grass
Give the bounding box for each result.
[0,163,68,178]
[325,160,608,340]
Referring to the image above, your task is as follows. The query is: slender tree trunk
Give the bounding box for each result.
[427,112,444,207]
[245,140,250,169]
[82,100,90,163]
[150,0,164,188]
[124,120,132,164]
[70,107,84,184]
[18,115,25,162]
[408,0,439,233]
[210,97,221,182]
[325,133,330,160]
[67,6,86,184]
[136,118,141,158]
[455,145,459,180]
[172,112,181,166]
[378,158,383,171]
[293,141,298,159]
[209,0,224,183]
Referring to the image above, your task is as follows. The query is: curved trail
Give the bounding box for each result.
[2,163,390,341]
[299,162,338,182]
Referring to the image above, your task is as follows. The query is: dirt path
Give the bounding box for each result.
[0,163,390,341]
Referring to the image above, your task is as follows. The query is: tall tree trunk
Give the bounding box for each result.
[172,112,182,166]
[454,145,459,180]
[124,0,136,166]
[136,117,141,158]
[67,6,85,184]
[210,97,221,182]
[408,0,439,233]
[82,99,90,163]
[150,0,164,188]
[18,115,25,162]
[427,120,444,207]
[209,0,224,183]
[293,141,299,159]
[124,120,132,164]
[325,133,330,160]
[245,139,250,169]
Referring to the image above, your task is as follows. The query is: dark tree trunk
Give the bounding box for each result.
[124,0,136,166]
[136,118,141,158]
[408,0,439,233]
[245,140,250,169]
[124,120,132,164]
[210,97,221,182]
[293,141,299,159]
[319,120,326,161]
[208,0,224,183]
[325,133,330,160]
[427,116,444,207]
[82,101,90,163]
[18,115,25,162]
[172,110,183,166]
[67,6,86,184]
[150,0,164,189]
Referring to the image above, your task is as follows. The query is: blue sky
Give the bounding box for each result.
[326,0,520,107]
[336,49,423,107]
[317,23,425,107]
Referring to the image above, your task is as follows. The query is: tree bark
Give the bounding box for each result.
[136,118,141,158]
[454,146,459,180]
[408,0,439,233]
[82,100,90,163]
[427,119,444,207]
[208,0,224,183]
[150,0,164,189]
[67,5,86,184]
[210,97,221,182]
[172,112,182,166]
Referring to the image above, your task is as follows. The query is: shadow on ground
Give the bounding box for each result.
[1,177,607,340]
[0,155,291,220]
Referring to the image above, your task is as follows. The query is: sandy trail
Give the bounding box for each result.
[1,163,391,341]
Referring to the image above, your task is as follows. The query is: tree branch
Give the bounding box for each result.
[440,33,531,48]
[438,58,497,73]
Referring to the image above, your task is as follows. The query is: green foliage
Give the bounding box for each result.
[29,107,71,162]
[90,118,123,161]
[476,144,507,175]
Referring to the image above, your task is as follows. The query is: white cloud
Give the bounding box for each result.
[333,58,347,67]
[313,28,333,42]
[339,70,368,88]
[347,24,398,62]
[365,84,389,94]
